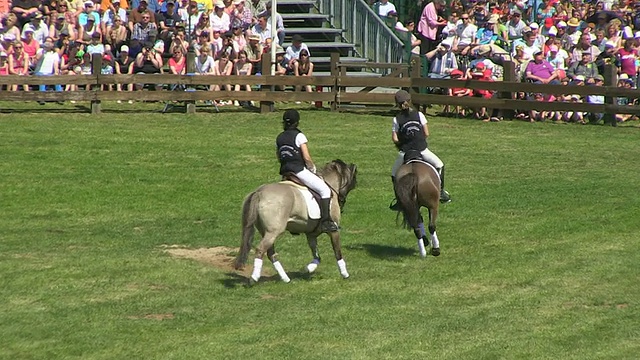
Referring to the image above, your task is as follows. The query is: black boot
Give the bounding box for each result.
[319,198,339,233]
[389,176,402,211]
[439,166,451,203]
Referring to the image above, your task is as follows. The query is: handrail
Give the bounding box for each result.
[318,0,406,68]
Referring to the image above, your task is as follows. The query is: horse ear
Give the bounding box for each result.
[350,163,357,174]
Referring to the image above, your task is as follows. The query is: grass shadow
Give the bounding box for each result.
[219,270,312,288]
[346,243,415,261]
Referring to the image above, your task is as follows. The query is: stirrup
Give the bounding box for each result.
[439,190,451,204]
[320,220,339,233]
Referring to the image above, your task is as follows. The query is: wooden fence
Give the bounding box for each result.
[1,54,640,122]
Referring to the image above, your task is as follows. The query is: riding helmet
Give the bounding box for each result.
[283,109,300,127]
[394,90,411,104]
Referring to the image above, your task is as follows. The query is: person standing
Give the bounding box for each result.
[417,0,447,55]
[276,110,339,234]
[390,90,451,210]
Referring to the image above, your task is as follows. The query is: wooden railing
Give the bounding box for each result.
[1,54,639,122]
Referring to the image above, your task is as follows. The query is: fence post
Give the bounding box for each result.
[602,64,617,126]
[330,52,339,111]
[260,54,274,114]
[91,55,102,114]
[186,49,197,114]
[410,54,421,110]
[500,61,516,119]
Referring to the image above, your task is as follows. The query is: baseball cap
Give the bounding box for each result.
[557,21,567,28]
[548,26,557,36]
[529,22,539,29]
[575,75,585,82]
[475,62,485,70]
[103,54,112,62]
[593,74,604,82]
[120,44,129,53]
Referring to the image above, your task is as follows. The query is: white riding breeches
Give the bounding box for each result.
[391,148,444,177]
[295,168,331,198]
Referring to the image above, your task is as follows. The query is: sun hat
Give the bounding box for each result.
[248,34,261,41]
[567,18,580,27]
[487,14,499,24]
[275,45,285,54]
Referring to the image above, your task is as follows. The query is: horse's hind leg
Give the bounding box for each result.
[414,215,428,258]
[428,208,440,257]
[249,231,279,285]
[328,232,349,278]
[305,234,321,273]
[267,246,291,283]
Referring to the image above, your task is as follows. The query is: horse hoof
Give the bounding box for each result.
[431,248,440,257]
[247,277,258,287]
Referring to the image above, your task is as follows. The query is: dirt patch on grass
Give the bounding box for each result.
[162,245,253,277]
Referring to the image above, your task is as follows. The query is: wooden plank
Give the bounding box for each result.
[0,75,96,86]
[98,74,334,87]
[0,91,97,101]
[338,77,411,87]
[410,78,640,97]
[94,90,335,102]
[337,62,409,69]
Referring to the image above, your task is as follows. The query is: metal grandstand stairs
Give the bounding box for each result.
[278,0,379,77]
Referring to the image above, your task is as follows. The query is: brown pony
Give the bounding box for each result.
[393,159,441,257]
[235,159,358,285]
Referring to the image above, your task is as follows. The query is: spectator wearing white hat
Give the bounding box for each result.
[78,1,102,27]
[528,22,545,49]
[230,0,253,31]
[211,1,231,33]
[22,12,49,45]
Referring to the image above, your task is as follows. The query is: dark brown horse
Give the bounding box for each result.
[235,160,358,285]
[393,159,441,257]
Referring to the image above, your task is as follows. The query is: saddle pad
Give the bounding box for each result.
[405,159,441,180]
[279,181,321,219]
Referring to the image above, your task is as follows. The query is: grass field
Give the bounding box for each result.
[1,103,639,359]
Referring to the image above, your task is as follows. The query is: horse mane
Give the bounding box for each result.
[319,159,358,208]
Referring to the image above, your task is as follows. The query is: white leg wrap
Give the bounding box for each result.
[431,232,440,249]
[417,238,427,257]
[306,258,320,273]
[251,258,263,282]
[337,258,349,278]
[272,261,291,283]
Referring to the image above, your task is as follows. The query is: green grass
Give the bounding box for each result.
[1,104,640,359]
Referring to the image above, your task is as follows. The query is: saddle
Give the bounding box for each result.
[401,151,440,179]
[282,173,323,204]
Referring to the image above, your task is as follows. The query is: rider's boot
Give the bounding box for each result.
[319,198,339,233]
[439,166,451,203]
[389,176,402,211]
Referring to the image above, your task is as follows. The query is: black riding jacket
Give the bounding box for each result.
[396,110,428,153]
[276,128,305,175]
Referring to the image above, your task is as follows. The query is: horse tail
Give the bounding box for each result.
[235,191,259,270]
[396,173,420,230]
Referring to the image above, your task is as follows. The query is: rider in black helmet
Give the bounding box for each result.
[276,109,339,233]
[390,90,451,210]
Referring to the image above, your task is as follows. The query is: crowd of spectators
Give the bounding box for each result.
[0,0,314,105]
[377,0,640,123]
